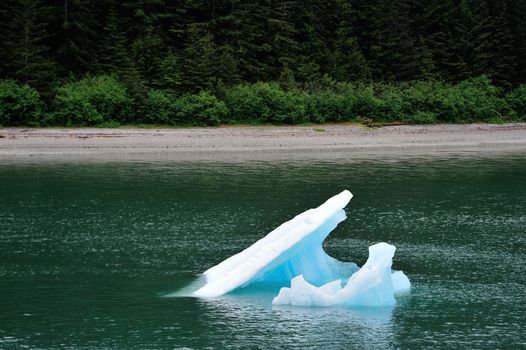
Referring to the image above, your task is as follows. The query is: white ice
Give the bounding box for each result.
[192,190,410,307]
[272,242,410,307]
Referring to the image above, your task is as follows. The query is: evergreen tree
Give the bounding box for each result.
[410,38,437,80]
[131,27,165,84]
[330,0,371,82]
[54,0,99,76]
[353,0,418,81]
[481,0,516,86]
[0,0,524,98]
[468,1,495,80]
[0,0,56,92]
[508,0,526,85]
[216,48,241,87]
[266,0,299,76]
[293,0,333,82]
[229,1,276,81]
[423,0,453,81]
[154,52,183,95]
[406,0,438,80]
[278,65,297,90]
[121,65,148,122]
[98,1,131,75]
[0,3,10,78]
[123,0,168,84]
[181,23,217,92]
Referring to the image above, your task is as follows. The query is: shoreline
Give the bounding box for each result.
[1,123,525,161]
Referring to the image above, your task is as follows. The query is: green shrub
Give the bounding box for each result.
[401,80,448,121]
[175,91,228,126]
[142,89,177,124]
[140,90,229,126]
[340,83,378,121]
[369,83,408,122]
[285,91,309,124]
[0,80,43,126]
[224,82,307,124]
[506,85,526,121]
[41,76,516,126]
[52,75,131,126]
[379,77,506,124]
[304,88,357,123]
[440,76,504,122]
[304,92,336,123]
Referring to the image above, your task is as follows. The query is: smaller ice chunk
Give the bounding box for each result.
[272,242,410,307]
[391,270,411,293]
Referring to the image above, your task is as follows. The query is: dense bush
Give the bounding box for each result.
[224,82,308,124]
[142,89,178,124]
[304,91,346,123]
[51,75,131,126]
[0,80,43,126]
[396,81,446,123]
[220,78,525,125]
[2,75,525,127]
[356,77,509,124]
[141,89,229,126]
[371,83,408,121]
[442,76,505,122]
[505,85,526,121]
[174,91,229,126]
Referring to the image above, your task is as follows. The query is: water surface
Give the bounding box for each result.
[0,154,525,349]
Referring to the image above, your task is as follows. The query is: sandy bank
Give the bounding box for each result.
[1,123,525,161]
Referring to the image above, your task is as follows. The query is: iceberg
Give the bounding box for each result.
[272,243,410,307]
[192,190,410,307]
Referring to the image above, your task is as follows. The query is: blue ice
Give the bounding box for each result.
[193,190,410,307]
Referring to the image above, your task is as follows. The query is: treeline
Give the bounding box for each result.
[1,76,525,126]
[0,0,525,126]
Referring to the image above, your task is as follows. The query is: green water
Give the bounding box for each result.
[0,155,525,349]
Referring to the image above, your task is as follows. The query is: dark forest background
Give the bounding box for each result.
[0,0,525,126]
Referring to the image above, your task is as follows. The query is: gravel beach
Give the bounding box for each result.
[1,123,525,161]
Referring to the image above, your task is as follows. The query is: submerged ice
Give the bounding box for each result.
[192,190,410,307]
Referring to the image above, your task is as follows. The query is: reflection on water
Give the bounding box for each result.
[200,292,396,349]
[0,153,525,349]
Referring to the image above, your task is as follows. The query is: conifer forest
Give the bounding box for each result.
[1,0,525,126]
